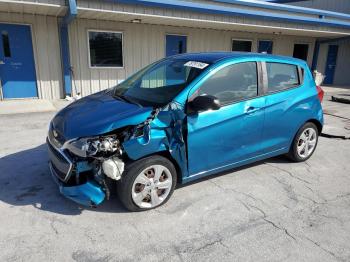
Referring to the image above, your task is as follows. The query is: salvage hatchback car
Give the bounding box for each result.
[47,52,324,211]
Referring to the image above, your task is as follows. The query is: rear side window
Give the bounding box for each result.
[266,63,300,93]
[197,62,258,105]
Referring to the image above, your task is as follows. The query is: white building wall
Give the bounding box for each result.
[3,0,348,100]
[0,12,63,99]
[68,18,316,97]
[284,0,350,86]
[333,41,350,86]
[315,40,350,86]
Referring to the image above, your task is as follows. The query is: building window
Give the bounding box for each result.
[2,31,11,57]
[232,39,252,52]
[88,30,123,67]
[266,63,300,93]
[293,44,309,61]
[258,40,273,54]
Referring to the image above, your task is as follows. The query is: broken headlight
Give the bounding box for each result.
[65,136,121,158]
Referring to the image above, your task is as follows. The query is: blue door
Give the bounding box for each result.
[258,40,273,54]
[324,45,338,85]
[0,24,37,98]
[165,35,187,85]
[166,35,187,57]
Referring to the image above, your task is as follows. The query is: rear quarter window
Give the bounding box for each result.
[266,63,300,93]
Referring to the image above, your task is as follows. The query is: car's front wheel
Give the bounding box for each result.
[117,155,177,211]
[288,122,319,162]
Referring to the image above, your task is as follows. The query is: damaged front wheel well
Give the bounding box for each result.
[131,151,183,184]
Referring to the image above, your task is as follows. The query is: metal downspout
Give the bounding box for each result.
[311,40,320,72]
[59,0,77,97]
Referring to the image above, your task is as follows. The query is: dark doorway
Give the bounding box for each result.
[293,44,309,61]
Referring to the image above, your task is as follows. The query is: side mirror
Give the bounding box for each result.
[188,94,221,112]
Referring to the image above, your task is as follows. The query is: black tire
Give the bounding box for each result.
[288,122,319,162]
[117,155,177,211]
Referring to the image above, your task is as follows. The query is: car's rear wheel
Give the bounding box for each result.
[288,122,319,162]
[117,155,177,211]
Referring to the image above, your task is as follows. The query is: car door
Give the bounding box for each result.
[186,61,266,176]
[261,61,305,153]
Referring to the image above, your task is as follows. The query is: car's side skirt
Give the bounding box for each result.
[182,147,288,184]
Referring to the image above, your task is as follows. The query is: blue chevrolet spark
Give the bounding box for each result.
[47,52,324,211]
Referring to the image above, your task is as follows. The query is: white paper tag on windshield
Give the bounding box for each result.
[184,61,209,69]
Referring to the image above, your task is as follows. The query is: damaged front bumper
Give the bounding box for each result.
[47,138,106,207]
[50,163,105,206]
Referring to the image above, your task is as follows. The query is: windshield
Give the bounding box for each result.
[113,58,210,107]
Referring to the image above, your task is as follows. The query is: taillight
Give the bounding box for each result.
[316,85,324,102]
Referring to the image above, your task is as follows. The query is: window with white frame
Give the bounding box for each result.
[88,30,123,67]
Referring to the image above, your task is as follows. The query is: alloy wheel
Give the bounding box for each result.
[131,165,173,208]
[296,127,317,159]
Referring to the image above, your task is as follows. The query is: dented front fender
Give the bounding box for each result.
[122,103,189,178]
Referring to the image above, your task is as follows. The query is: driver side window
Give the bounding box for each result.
[197,62,258,105]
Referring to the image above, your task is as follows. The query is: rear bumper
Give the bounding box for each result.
[50,162,105,206]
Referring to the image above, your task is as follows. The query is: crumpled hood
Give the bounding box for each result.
[51,91,153,140]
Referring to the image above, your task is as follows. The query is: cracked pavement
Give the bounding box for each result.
[0,111,350,262]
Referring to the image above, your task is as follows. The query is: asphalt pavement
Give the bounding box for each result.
[0,97,350,262]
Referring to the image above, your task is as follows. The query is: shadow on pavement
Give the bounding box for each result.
[0,144,293,215]
[0,144,128,215]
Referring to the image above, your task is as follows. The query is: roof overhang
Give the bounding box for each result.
[1,0,350,38]
[0,0,66,16]
[213,0,350,20]
[77,5,350,38]
[112,0,350,29]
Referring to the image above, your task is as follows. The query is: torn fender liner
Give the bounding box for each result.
[123,102,189,177]
[52,172,105,206]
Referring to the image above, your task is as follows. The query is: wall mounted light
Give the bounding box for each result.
[131,19,142,23]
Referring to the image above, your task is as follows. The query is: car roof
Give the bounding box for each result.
[171,52,306,65]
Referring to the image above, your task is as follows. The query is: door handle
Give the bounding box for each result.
[0,60,4,65]
[245,106,260,114]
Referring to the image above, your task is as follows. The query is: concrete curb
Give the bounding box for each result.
[0,99,71,115]
[321,133,350,139]
[322,113,350,139]
[331,95,350,104]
